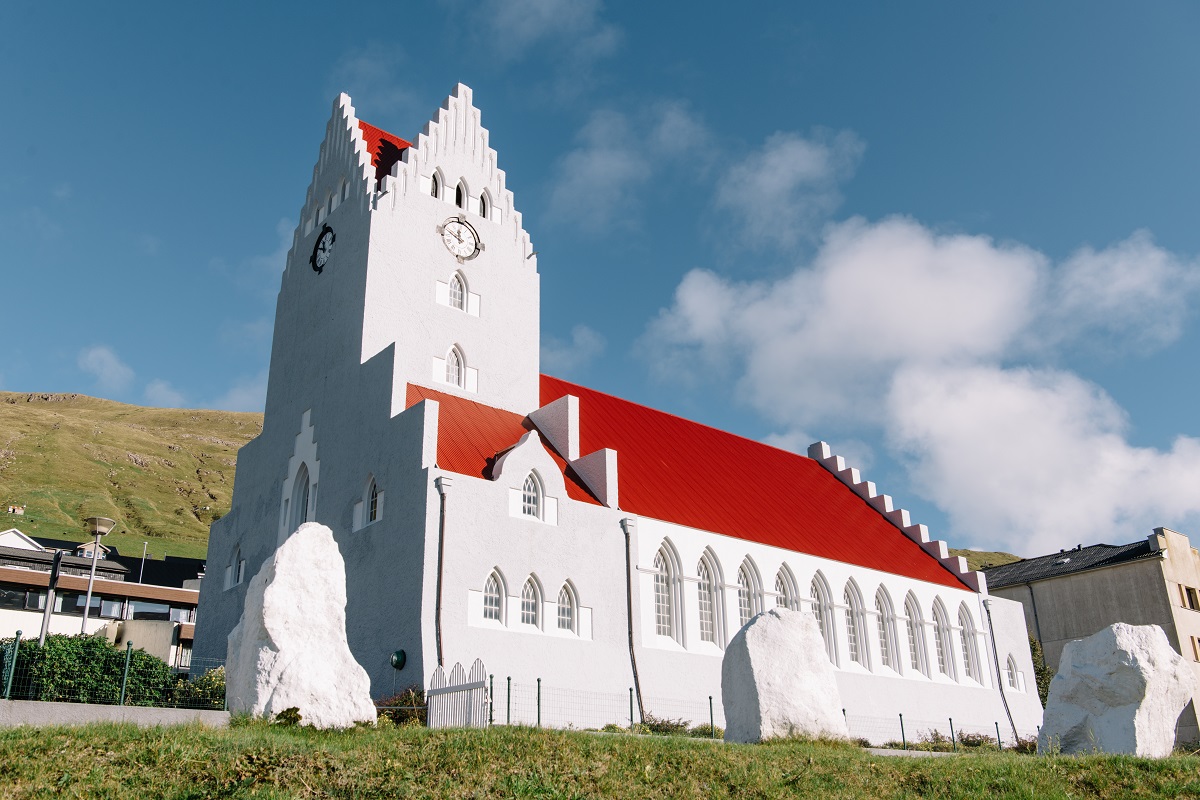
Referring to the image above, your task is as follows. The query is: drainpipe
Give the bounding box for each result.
[983,598,1019,742]
[619,517,645,722]
[434,475,453,669]
[1023,583,1043,643]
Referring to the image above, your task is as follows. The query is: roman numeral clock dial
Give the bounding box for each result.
[310,224,335,274]
[438,216,484,263]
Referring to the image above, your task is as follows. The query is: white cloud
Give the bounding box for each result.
[144,379,185,408]
[716,130,865,249]
[541,324,606,374]
[212,372,268,413]
[647,211,1200,554]
[52,183,72,200]
[888,364,1200,554]
[326,44,420,123]
[77,345,134,395]
[482,0,621,67]
[547,103,709,231]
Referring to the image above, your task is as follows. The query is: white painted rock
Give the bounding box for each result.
[226,523,376,728]
[721,608,848,743]
[1039,623,1195,757]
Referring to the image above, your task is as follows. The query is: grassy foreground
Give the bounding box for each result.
[1,723,1199,800]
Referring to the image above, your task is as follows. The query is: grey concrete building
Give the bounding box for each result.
[986,527,1200,743]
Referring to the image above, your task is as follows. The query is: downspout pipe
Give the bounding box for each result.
[620,517,645,722]
[983,597,1020,742]
[434,475,453,669]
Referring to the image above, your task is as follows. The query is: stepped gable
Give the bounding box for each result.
[404,384,598,505]
[540,375,971,589]
[356,120,411,190]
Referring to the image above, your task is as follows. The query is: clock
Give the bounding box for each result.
[310,224,335,274]
[437,216,484,262]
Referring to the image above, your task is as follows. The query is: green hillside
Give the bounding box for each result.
[0,392,262,560]
[949,548,1022,571]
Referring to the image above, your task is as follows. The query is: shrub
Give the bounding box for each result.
[376,686,426,727]
[273,707,302,726]
[1,634,175,706]
[170,665,225,709]
[640,713,691,736]
[687,723,723,739]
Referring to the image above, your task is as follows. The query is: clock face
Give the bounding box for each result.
[438,217,483,262]
[310,224,336,274]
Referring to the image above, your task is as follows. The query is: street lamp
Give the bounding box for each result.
[80,516,115,634]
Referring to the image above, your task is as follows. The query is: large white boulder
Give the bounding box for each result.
[226,523,377,728]
[1039,623,1196,757]
[721,608,848,743]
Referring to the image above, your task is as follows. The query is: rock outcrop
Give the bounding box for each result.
[721,608,848,743]
[1039,623,1196,757]
[226,523,376,728]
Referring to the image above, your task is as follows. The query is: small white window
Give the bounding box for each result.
[446,347,464,387]
[737,565,755,628]
[455,182,465,209]
[479,193,489,219]
[810,574,837,662]
[521,578,540,627]
[521,473,542,519]
[483,572,503,622]
[774,569,797,611]
[431,173,440,199]
[933,600,953,678]
[1006,655,1019,689]
[844,582,869,668]
[876,589,897,670]
[236,559,246,585]
[449,274,466,311]
[557,585,576,633]
[959,604,981,681]
[698,558,717,643]
[653,550,674,638]
[904,593,928,676]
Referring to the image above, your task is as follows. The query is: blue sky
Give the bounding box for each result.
[4,2,1200,557]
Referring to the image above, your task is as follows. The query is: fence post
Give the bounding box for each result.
[709,695,715,739]
[949,718,956,752]
[119,641,134,706]
[536,678,541,728]
[489,674,494,726]
[506,677,511,725]
[629,687,634,732]
[995,721,1002,750]
[899,713,906,750]
[3,631,21,701]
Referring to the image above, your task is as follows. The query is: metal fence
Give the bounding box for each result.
[1,632,225,710]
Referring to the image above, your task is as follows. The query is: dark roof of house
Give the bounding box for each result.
[984,539,1160,588]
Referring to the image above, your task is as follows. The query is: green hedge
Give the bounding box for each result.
[1,634,180,706]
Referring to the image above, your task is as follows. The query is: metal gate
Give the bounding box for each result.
[427,658,488,729]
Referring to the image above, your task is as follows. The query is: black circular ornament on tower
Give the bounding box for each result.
[310,224,336,274]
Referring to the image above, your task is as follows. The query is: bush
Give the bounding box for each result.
[1,634,176,706]
[170,665,225,709]
[640,713,690,736]
[376,686,426,727]
[687,723,723,739]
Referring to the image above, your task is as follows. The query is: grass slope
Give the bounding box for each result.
[0,392,262,560]
[949,548,1022,571]
[2,723,1198,799]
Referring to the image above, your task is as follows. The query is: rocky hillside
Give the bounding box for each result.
[0,392,262,560]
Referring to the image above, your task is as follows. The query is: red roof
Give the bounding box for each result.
[358,120,411,189]
[540,376,970,590]
[405,379,969,590]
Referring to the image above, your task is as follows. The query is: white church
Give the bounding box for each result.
[192,84,1044,740]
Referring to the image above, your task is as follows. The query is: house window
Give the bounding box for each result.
[1187,587,1199,611]
[483,573,503,622]
[449,274,466,311]
[557,585,575,633]
[521,473,542,519]
[368,480,380,523]
[521,578,540,627]
[698,558,717,643]
[446,347,464,387]
[653,550,674,638]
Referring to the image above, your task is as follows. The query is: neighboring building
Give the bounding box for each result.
[986,527,1200,743]
[0,528,198,671]
[192,84,1044,739]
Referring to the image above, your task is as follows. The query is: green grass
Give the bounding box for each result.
[0,392,262,560]
[949,548,1022,571]
[1,723,1199,799]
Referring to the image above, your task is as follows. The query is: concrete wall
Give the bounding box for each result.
[0,700,228,729]
[0,608,107,640]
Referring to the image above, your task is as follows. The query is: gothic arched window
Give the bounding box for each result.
[455,182,465,209]
[479,193,489,219]
[737,561,761,628]
[698,557,717,643]
[521,578,541,627]
[933,599,954,678]
[875,587,898,671]
[483,571,504,622]
[810,573,837,663]
[904,592,928,676]
[430,173,440,198]
[521,472,542,519]
[367,479,380,523]
[449,273,466,311]
[653,548,676,640]
[844,581,869,668]
[557,584,576,633]
[446,347,464,387]
[958,603,981,681]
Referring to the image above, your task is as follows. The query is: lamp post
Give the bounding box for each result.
[139,541,148,583]
[80,517,115,634]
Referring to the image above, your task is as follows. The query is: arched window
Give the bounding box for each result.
[958,604,981,681]
[904,592,928,676]
[653,548,675,639]
[430,173,440,198]
[557,584,576,633]
[289,462,311,534]
[445,347,464,387]
[932,599,954,678]
[449,273,466,311]
[875,587,898,671]
[479,193,489,219]
[775,566,798,611]
[810,573,837,663]
[697,557,717,643]
[844,581,869,668]
[341,180,350,201]
[737,561,761,628]
[225,547,244,590]
[521,472,542,519]
[483,571,504,622]
[521,578,541,627]
[1006,655,1020,689]
[367,479,380,523]
[455,182,465,209]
